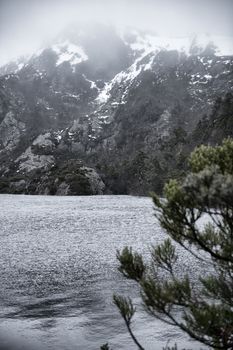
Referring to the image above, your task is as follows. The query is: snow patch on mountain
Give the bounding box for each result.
[190,72,213,86]
[96,49,155,104]
[82,74,98,89]
[16,63,24,72]
[96,83,111,104]
[52,40,88,67]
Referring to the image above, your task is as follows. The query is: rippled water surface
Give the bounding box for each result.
[0,195,204,350]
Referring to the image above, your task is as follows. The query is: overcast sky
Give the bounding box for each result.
[0,0,233,66]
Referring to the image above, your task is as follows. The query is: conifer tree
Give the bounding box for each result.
[114,139,233,349]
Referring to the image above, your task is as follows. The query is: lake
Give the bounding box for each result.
[0,195,205,350]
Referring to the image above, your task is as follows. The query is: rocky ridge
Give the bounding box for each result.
[0,24,233,195]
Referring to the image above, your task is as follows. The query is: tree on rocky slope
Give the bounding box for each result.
[114,138,233,349]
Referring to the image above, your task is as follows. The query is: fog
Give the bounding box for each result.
[0,0,233,66]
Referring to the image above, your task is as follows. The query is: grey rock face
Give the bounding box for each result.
[0,111,26,151]
[16,147,55,172]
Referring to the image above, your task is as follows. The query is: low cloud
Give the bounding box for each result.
[0,0,232,65]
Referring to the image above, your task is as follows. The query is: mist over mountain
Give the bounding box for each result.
[0,19,232,195]
[1,0,233,66]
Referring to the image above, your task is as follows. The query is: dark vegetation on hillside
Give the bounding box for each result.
[0,93,232,195]
[98,93,233,195]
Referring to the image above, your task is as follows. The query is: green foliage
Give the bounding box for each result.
[151,239,178,273]
[189,138,233,174]
[113,295,136,325]
[117,247,145,282]
[113,295,145,350]
[114,139,233,349]
[68,173,91,195]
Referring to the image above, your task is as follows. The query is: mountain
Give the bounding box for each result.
[0,24,233,195]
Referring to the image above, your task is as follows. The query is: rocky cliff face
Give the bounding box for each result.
[0,24,232,195]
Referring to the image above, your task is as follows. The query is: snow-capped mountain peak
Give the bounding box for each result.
[1,24,233,79]
[0,23,233,196]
